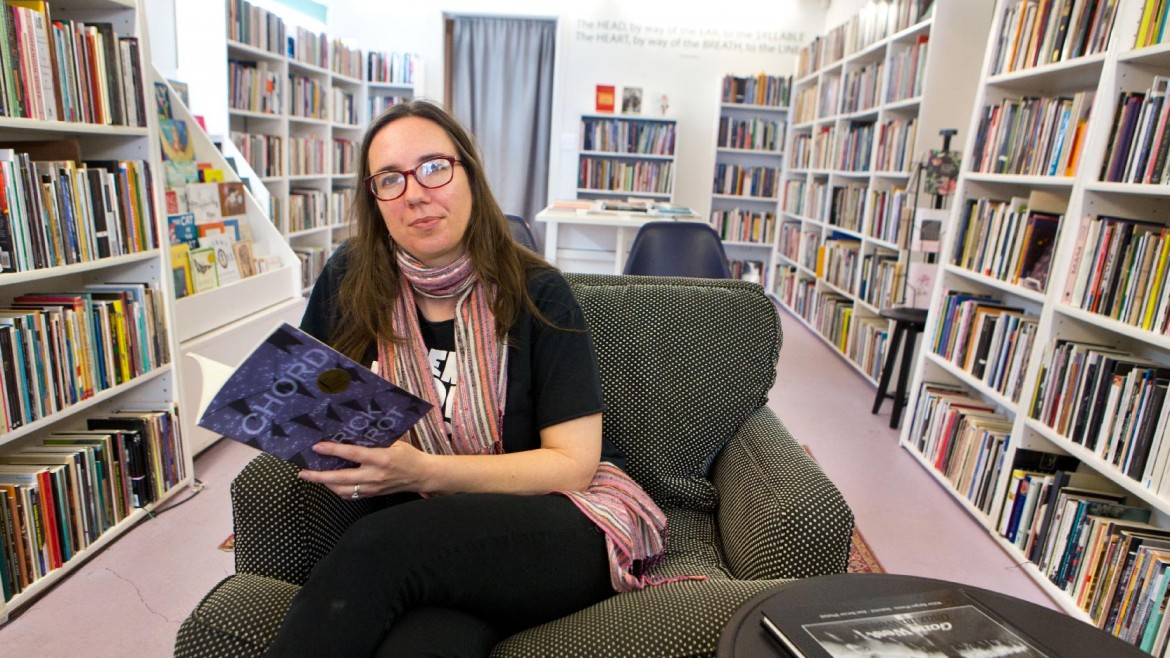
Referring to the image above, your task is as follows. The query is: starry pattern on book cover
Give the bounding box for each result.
[197,323,432,470]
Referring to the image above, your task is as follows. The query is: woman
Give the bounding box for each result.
[265,100,672,657]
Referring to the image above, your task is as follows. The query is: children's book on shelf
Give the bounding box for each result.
[192,323,432,471]
[198,233,241,285]
[167,212,198,247]
[759,587,1053,658]
[171,243,193,298]
[186,182,223,224]
[154,81,173,119]
[233,240,255,278]
[188,246,218,293]
[218,181,246,216]
[159,119,194,161]
[1016,211,1061,292]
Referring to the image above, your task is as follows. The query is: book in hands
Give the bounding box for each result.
[759,588,1052,657]
[192,323,432,471]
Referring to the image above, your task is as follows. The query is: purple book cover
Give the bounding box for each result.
[197,323,431,470]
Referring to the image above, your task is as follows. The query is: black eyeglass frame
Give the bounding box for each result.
[365,156,463,201]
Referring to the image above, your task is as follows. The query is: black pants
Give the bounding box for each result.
[265,493,613,658]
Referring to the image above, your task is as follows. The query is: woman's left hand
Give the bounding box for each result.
[297,439,434,499]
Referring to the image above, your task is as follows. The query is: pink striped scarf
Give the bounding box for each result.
[379,250,683,592]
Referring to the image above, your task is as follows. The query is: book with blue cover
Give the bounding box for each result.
[194,323,431,470]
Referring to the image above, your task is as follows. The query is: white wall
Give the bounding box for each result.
[155,0,843,217]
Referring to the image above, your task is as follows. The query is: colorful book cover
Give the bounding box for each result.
[195,323,431,470]
[153,82,172,120]
[159,119,194,161]
[188,246,218,293]
[186,182,223,223]
[167,212,198,247]
[218,181,246,216]
[164,160,199,189]
[171,244,193,298]
[595,85,615,113]
[198,233,241,285]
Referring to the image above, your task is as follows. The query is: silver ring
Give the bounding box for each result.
[351,484,361,499]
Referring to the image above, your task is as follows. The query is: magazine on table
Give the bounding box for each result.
[759,588,1052,657]
[191,323,432,470]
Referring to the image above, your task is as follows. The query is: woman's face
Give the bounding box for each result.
[368,116,473,267]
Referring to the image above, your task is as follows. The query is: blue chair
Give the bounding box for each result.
[623,221,732,278]
[505,214,539,252]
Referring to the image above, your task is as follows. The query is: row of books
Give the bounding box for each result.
[1137,0,1170,49]
[1062,214,1170,334]
[847,315,888,381]
[288,188,327,233]
[230,131,282,178]
[799,229,821,272]
[828,184,865,233]
[369,95,410,120]
[990,0,1119,76]
[782,180,806,215]
[328,188,353,226]
[332,88,358,126]
[712,163,778,199]
[792,86,818,125]
[841,61,882,115]
[168,209,267,299]
[884,35,929,104]
[858,251,902,309]
[795,0,931,77]
[710,208,775,245]
[1031,338,1170,492]
[727,259,764,284]
[0,4,145,126]
[868,186,911,245]
[716,116,783,152]
[228,60,281,115]
[931,290,1040,404]
[579,118,676,156]
[1100,80,1170,185]
[0,282,169,433]
[720,74,791,108]
[0,147,156,274]
[287,26,327,69]
[874,117,918,172]
[330,39,361,80]
[288,75,325,120]
[368,51,421,86]
[907,382,1014,518]
[837,121,874,171]
[817,75,840,120]
[813,291,853,353]
[777,222,800,261]
[950,195,1063,293]
[970,91,1095,177]
[226,0,285,54]
[288,135,326,177]
[333,138,357,176]
[816,236,861,292]
[294,245,327,292]
[577,159,673,196]
[0,406,185,601]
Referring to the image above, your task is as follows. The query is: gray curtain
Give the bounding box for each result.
[450,16,555,226]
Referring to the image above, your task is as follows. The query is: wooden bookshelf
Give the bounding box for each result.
[776,0,991,384]
[899,1,1170,649]
[0,0,195,622]
[709,73,790,289]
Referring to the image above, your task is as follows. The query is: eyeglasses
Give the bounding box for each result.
[365,156,462,201]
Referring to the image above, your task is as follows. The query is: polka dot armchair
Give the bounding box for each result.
[175,274,854,657]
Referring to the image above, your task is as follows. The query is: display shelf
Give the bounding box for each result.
[0,0,192,622]
[899,0,1170,640]
[776,0,992,382]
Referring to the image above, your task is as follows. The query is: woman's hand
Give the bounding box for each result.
[298,439,434,499]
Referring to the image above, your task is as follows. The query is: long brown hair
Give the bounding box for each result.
[332,99,550,360]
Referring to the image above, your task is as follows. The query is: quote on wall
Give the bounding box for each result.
[575,19,805,55]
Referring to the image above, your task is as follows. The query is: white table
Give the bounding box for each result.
[534,206,703,275]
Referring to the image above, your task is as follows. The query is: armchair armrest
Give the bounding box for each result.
[712,407,853,580]
[231,453,384,584]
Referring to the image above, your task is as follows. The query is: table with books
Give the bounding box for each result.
[717,573,1147,658]
[534,201,703,275]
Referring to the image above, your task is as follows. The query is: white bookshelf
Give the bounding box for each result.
[0,0,192,622]
[775,0,992,385]
[710,74,791,289]
[898,0,1170,639]
[577,113,677,202]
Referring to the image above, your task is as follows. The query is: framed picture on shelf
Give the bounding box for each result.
[621,87,643,115]
[595,84,615,113]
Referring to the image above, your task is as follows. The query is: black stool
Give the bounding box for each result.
[871,307,928,430]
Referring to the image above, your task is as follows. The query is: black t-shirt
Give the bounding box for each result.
[301,246,624,469]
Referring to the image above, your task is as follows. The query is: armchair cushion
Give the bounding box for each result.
[564,274,782,512]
